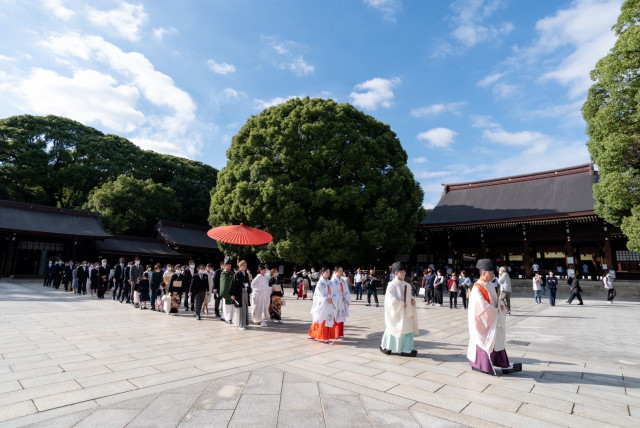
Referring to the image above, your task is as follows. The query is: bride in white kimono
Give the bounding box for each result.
[251,264,271,327]
[468,259,521,375]
[308,267,338,343]
[380,262,419,357]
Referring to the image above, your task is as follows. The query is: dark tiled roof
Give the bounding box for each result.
[156,220,218,250]
[96,236,180,256]
[422,164,597,226]
[0,200,110,238]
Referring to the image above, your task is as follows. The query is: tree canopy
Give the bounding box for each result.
[0,114,218,231]
[209,97,424,264]
[86,175,180,236]
[583,0,640,251]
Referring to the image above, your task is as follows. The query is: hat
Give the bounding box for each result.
[476,259,494,272]
[391,262,405,274]
[224,257,231,266]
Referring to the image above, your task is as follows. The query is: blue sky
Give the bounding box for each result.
[0,0,623,207]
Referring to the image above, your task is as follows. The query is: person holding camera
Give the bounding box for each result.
[532,273,543,304]
[365,268,379,307]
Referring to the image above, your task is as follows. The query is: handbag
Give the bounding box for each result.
[418,287,425,297]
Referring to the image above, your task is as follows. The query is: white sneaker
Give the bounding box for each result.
[609,301,613,304]
[239,326,246,330]
[278,320,283,324]
[261,321,268,327]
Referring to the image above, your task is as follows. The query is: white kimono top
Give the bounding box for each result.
[251,273,271,322]
[384,278,419,338]
[310,278,338,327]
[467,280,506,364]
[332,275,351,323]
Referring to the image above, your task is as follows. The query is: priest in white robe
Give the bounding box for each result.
[332,266,351,340]
[251,264,271,327]
[380,262,419,357]
[308,267,338,343]
[467,258,522,375]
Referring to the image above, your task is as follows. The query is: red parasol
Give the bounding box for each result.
[207,223,273,246]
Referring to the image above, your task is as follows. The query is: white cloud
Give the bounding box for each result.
[207,59,236,75]
[411,156,428,164]
[254,95,304,110]
[471,114,499,129]
[417,127,458,149]
[222,88,242,99]
[349,77,400,110]
[474,117,552,154]
[476,72,504,87]
[364,0,402,23]
[492,82,518,98]
[415,170,450,179]
[153,27,178,41]
[411,102,465,117]
[526,100,584,124]
[13,67,143,133]
[27,32,200,156]
[262,36,314,76]
[436,0,513,56]
[516,0,622,98]
[86,2,148,42]
[0,54,14,61]
[285,56,314,76]
[42,0,74,20]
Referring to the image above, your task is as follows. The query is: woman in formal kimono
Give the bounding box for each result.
[308,267,338,343]
[332,266,351,340]
[251,264,271,326]
[230,260,252,330]
[468,259,522,375]
[71,264,79,294]
[168,264,184,315]
[269,267,283,323]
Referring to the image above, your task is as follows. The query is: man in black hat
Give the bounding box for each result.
[467,258,521,375]
[380,262,419,357]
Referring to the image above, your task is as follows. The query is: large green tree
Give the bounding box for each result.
[583,0,640,251]
[86,175,180,236]
[209,97,424,264]
[0,114,218,227]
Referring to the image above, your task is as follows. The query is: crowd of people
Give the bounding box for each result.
[42,257,286,328]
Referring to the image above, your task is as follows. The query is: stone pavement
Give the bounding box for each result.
[1,280,640,427]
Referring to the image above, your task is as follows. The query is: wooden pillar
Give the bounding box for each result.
[522,226,531,278]
[3,236,17,277]
[603,238,613,274]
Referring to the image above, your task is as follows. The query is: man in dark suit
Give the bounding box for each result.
[212,260,223,318]
[183,260,196,311]
[76,261,88,295]
[53,259,64,289]
[114,258,126,301]
[189,264,209,320]
[129,257,144,306]
[98,259,110,299]
[63,261,73,291]
[123,262,132,303]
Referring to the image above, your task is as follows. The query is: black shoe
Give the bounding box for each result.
[365,304,370,306]
[577,303,584,305]
[198,316,201,320]
[501,362,522,374]
[220,318,226,322]
[471,366,495,375]
[379,347,392,355]
[400,350,418,357]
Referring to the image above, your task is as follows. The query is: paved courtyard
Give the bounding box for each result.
[1,279,639,427]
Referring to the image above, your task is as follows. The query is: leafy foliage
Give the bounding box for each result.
[86,176,180,236]
[209,97,424,264]
[583,0,640,250]
[0,114,218,231]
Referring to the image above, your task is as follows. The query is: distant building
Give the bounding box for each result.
[0,200,221,278]
[417,164,639,279]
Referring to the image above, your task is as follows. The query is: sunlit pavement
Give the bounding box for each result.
[1,279,639,427]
